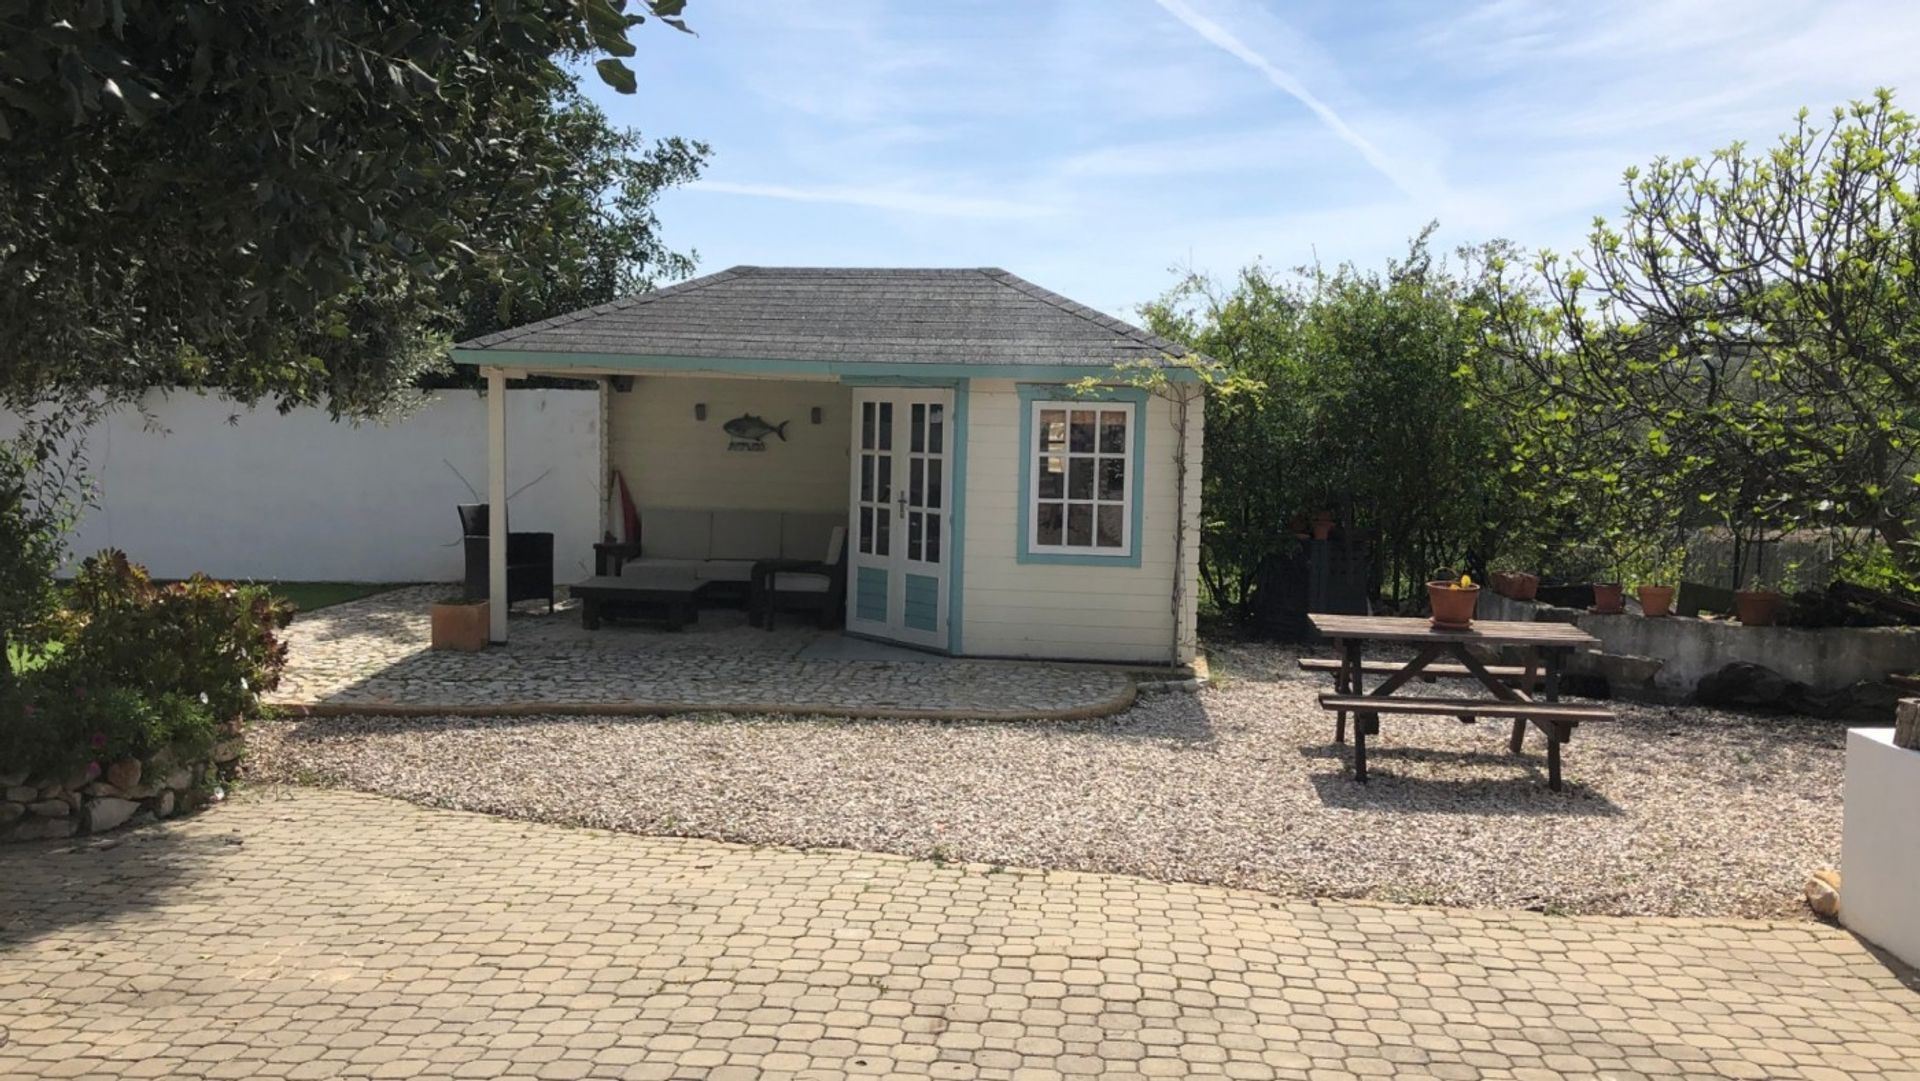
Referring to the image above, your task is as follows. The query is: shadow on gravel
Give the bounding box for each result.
[1301,743,1623,816]
[0,827,233,944]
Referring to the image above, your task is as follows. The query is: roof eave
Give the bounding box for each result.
[448,348,1209,381]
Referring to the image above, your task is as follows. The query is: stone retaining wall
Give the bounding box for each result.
[1480,592,1920,707]
[1,737,241,843]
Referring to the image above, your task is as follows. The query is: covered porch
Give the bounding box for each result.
[267,585,1138,721]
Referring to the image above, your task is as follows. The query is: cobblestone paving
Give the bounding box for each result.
[269,586,1133,720]
[2,789,1916,1081]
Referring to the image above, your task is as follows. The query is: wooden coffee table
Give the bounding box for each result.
[571,572,711,630]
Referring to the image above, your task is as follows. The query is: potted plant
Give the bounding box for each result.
[1427,572,1480,630]
[1310,510,1336,541]
[1735,558,1794,627]
[430,596,489,651]
[1636,541,1685,618]
[1499,570,1540,601]
[1591,581,1626,614]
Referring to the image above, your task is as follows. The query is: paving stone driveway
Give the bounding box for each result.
[2,789,1916,1081]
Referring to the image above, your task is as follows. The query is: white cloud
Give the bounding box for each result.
[688,180,1058,221]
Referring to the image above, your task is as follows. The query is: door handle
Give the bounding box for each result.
[897,492,909,518]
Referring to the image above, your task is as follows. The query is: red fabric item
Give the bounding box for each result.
[613,469,641,545]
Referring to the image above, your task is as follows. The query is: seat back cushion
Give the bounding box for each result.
[458,503,489,537]
[709,509,784,561]
[642,508,712,560]
[781,512,844,560]
[824,525,847,565]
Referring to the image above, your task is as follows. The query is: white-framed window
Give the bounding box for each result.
[1028,399,1135,556]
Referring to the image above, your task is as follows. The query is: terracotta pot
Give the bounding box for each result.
[1637,584,1675,617]
[1735,590,1782,627]
[430,600,490,651]
[1497,572,1543,606]
[1310,511,1335,541]
[1591,582,1625,614]
[1427,581,1481,629]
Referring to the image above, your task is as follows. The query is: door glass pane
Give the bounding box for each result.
[878,402,893,451]
[860,507,873,554]
[911,403,925,453]
[877,456,891,502]
[1097,505,1124,548]
[876,507,890,556]
[861,455,874,502]
[1100,410,1127,453]
[1068,458,1094,499]
[1067,503,1093,546]
[1040,409,1065,450]
[1098,458,1125,500]
[1038,456,1063,499]
[1036,503,1063,545]
[928,460,942,509]
[1069,410,1095,452]
[926,513,941,563]
[929,404,944,453]
[909,511,922,561]
[862,401,875,451]
[910,457,924,507]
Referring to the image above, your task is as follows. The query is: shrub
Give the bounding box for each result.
[0,550,291,778]
[62,550,292,721]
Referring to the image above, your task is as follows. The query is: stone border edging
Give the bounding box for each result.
[272,681,1140,724]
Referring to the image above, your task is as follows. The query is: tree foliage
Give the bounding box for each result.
[0,0,701,420]
[1143,230,1518,617]
[1477,91,1920,588]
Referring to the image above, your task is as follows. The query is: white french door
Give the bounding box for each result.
[847,388,952,650]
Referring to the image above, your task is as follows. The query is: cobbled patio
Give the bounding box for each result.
[2,788,1916,1081]
[268,586,1136,720]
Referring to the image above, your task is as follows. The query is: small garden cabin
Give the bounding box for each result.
[452,266,1205,664]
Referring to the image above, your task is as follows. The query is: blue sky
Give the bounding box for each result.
[600,0,1920,317]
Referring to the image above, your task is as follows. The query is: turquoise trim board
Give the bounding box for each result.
[947,380,968,654]
[1015,384,1149,568]
[855,566,887,623]
[903,574,939,632]
[452,348,1203,383]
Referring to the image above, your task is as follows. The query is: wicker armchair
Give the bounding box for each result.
[457,504,555,611]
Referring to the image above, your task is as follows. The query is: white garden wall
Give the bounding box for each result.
[3,389,601,583]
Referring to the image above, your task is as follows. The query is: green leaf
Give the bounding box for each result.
[594,58,637,95]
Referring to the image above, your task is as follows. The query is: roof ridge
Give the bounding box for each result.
[980,269,1187,358]
[458,267,747,349]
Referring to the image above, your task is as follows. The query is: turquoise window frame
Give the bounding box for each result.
[1016,384,1147,567]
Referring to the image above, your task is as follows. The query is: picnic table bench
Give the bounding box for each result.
[1305,614,1612,791]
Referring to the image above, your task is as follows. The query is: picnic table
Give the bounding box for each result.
[1304,614,1611,791]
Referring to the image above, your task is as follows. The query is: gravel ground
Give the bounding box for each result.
[247,639,1846,920]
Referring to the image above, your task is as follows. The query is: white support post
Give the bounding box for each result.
[486,368,509,644]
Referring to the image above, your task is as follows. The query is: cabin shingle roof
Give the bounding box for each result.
[457,266,1193,368]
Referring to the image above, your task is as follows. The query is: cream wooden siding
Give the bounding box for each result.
[607,375,850,512]
[960,379,1203,664]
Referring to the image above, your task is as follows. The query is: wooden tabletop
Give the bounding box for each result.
[1308,613,1600,648]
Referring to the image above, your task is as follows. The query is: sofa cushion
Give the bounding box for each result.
[642,509,711,560]
[695,560,757,583]
[770,572,832,593]
[710,509,783,561]
[620,557,707,579]
[780,512,844,560]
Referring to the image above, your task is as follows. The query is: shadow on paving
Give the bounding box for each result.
[0,825,236,944]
